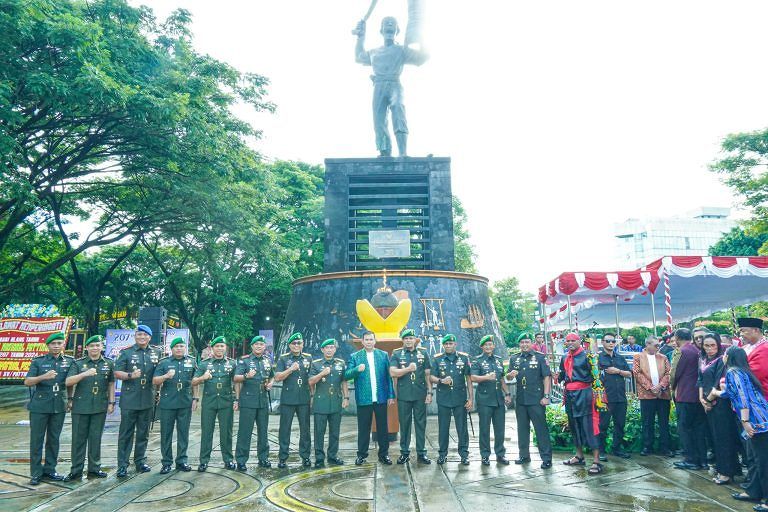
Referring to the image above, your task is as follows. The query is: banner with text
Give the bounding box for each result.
[0,317,72,380]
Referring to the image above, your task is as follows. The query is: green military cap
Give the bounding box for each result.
[288,332,303,344]
[479,334,494,346]
[46,332,66,344]
[85,335,104,346]
[517,332,532,343]
[442,333,457,344]
[320,338,337,348]
[400,328,416,338]
[250,335,266,345]
[169,337,185,349]
[209,335,227,347]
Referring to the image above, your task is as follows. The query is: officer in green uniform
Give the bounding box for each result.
[153,337,197,474]
[274,332,313,468]
[390,328,433,464]
[23,332,73,485]
[470,334,512,466]
[193,336,236,471]
[506,332,553,469]
[114,324,162,477]
[234,335,275,471]
[63,335,115,481]
[429,333,473,465]
[309,338,349,468]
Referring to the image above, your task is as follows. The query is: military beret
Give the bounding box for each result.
[288,332,303,344]
[738,317,764,329]
[401,328,416,338]
[320,338,337,348]
[136,324,153,336]
[250,335,266,345]
[517,332,532,343]
[46,332,66,344]
[479,334,494,346]
[441,333,457,344]
[209,335,227,347]
[85,335,104,347]
[169,337,185,349]
[565,332,581,341]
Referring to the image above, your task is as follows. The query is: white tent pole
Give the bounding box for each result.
[567,295,573,331]
[650,290,658,336]
[614,295,620,337]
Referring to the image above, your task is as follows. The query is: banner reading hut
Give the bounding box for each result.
[0,317,72,380]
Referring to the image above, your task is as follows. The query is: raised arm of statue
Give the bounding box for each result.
[355,21,370,65]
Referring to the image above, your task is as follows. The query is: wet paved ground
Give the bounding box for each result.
[0,386,753,511]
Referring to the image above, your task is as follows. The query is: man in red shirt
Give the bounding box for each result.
[743,318,768,398]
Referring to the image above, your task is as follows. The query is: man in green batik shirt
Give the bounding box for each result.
[234,335,275,471]
[430,333,473,465]
[153,337,197,474]
[274,332,313,469]
[390,328,433,465]
[114,324,162,477]
[309,338,349,468]
[63,335,115,481]
[193,336,236,472]
[24,332,74,485]
[471,334,512,466]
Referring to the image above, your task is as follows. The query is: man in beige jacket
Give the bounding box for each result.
[632,337,673,456]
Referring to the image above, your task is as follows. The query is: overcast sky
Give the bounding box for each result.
[141,0,767,293]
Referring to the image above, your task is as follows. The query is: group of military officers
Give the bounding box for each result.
[24,325,554,485]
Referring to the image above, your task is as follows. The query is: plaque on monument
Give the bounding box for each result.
[369,229,411,258]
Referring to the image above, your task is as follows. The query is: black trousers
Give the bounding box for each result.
[398,399,427,456]
[437,404,468,458]
[314,412,342,461]
[676,401,707,465]
[278,404,310,461]
[598,401,628,453]
[639,398,670,452]
[117,407,152,468]
[29,411,65,478]
[357,402,389,459]
[478,403,506,458]
[707,399,741,478]
[516,403,552,462]
[747,432,768,500]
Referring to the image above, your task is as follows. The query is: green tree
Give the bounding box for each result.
[490,277,537,348]
[452,196,477,273]
[709,225,768,256]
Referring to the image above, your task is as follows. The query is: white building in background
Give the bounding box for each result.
[615,207,737,268]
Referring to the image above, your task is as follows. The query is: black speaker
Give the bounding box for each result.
[138,306,167,346]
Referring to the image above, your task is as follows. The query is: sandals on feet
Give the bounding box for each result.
[587,463,604,475]
[563,456,585,466]
[713,474,731,485]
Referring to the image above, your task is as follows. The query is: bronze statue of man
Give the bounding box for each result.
[355,17,428,157]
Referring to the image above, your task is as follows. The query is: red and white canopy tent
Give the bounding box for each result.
[537,256,768,333]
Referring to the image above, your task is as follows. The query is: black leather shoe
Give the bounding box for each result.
[417,455,432,465]
[355,457,366,465]
[258,460,272,468]
[236,463,247,472]
[176,464,191,472]
[514,457,531,465]
[481,457,490,466]
[639,449,650,456]
[437,456,447,465]
[378,455,393,465]
[541,461,553,469]
[460,457,470,466]
[674,461,705,470]
[42,472,65,481]
[277,460,287,469]
[328,457,345,466]
[29,476,41,485]
[496,456,510,465]
[64,472,82,482]
[397,454,410,464]
[116,467,128,478]
[136,464,151,473]
[302,458,312,468]
[314,460,325,469]
[197,464,207,472]
[225,461,236,470]
[160,465,172,474]
[87,470,108,478]
[613,450,631,459]
[598,453,608,462]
